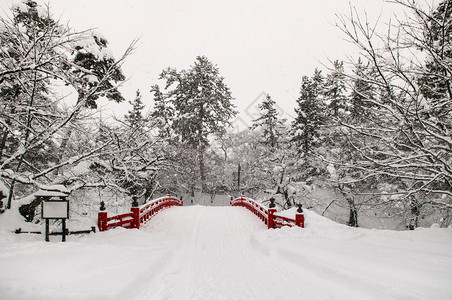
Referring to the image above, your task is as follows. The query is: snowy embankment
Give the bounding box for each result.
[1,206,451,299]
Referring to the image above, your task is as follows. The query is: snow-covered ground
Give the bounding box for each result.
[1,205,451,299]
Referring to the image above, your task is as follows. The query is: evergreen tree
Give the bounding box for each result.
[324,60,347,117]
[291,69,325,156]
[250,94,286,148]
[159,56,236,190]
[417,0,452,131]
[349,58,375,120]
[125,90,145,129]
[150,84,173,139]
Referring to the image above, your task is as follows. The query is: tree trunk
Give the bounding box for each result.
[0,130,9,160]
[237,163,241,192]
[347,198,359,227]
[0,89,19,160]
[199,146,206,192]
[6,70,38,209]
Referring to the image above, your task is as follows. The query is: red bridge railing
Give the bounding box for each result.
[230,195,304,229]
[98,195,183,231]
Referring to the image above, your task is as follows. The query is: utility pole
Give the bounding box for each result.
[237,163,241,192]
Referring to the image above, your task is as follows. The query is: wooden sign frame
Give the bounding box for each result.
[41,199,69,242]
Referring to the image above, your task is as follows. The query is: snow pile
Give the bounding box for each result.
[1,206,451,299]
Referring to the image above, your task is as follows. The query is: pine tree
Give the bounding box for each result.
[159,56,236,190]
[291,69,325,156]
[150,84,173,139]
[250,94,286,148]
[417,0,452,131]
[349,58,375,120]
[125,90,145,129]
[324,60,347,117]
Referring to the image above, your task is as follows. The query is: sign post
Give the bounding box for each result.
[38,191,69,242]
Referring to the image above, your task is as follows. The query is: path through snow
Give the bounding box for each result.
[1,205,451,299]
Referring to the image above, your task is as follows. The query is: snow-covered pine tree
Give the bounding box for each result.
[55,21,132,174]
[250,94,286,149]
[159,56,237,191]
[349,58,376,120]
[324,60,347,117]
[125,90,145,129]
[150,84,173,139]
[291,69,326,156]
[417,0,452,132]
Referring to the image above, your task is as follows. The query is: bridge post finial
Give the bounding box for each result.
[297,203,304,213]
[269,197,276,208]
[132,197,139,207]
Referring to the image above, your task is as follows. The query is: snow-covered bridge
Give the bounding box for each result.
[97,195,304,231]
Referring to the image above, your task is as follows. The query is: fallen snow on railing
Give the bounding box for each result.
[98,195,183,231]
[230,195,304,229]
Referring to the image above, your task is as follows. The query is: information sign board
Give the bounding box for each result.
[42,200,69,219]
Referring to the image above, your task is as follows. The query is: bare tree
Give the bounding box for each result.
[334,0,451,225]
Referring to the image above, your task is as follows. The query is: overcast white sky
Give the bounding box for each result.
[0,0,423,130]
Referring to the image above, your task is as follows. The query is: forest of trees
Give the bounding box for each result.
[0,0,450,229]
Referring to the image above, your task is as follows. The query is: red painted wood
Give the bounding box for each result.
[231,196,305,229]
[98,211,108,232]
[98,195,183,232]
[131,207,140,229]
[268,208,277,229]
[295,213,305,228]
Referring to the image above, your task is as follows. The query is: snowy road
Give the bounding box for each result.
[1,205,452,299]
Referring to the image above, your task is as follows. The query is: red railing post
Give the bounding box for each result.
[131,207,140,229]
[98,201,108,232]
[295,203,304,228]
[268,208,277,229]
[166,195,171,209]
[98,211,108,231]
[295,213,305,228]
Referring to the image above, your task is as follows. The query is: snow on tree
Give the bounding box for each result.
[150,84,174,139]
[349,58,376,120]
[125,90,145,129]
[250,94,286,149]
[158,56,237,191]
[87,90,168,205]
[335,0,452,227]
[416,0,452,132]
[324,60,348,117]
[0,1,134,215]
[291,69,326,156]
